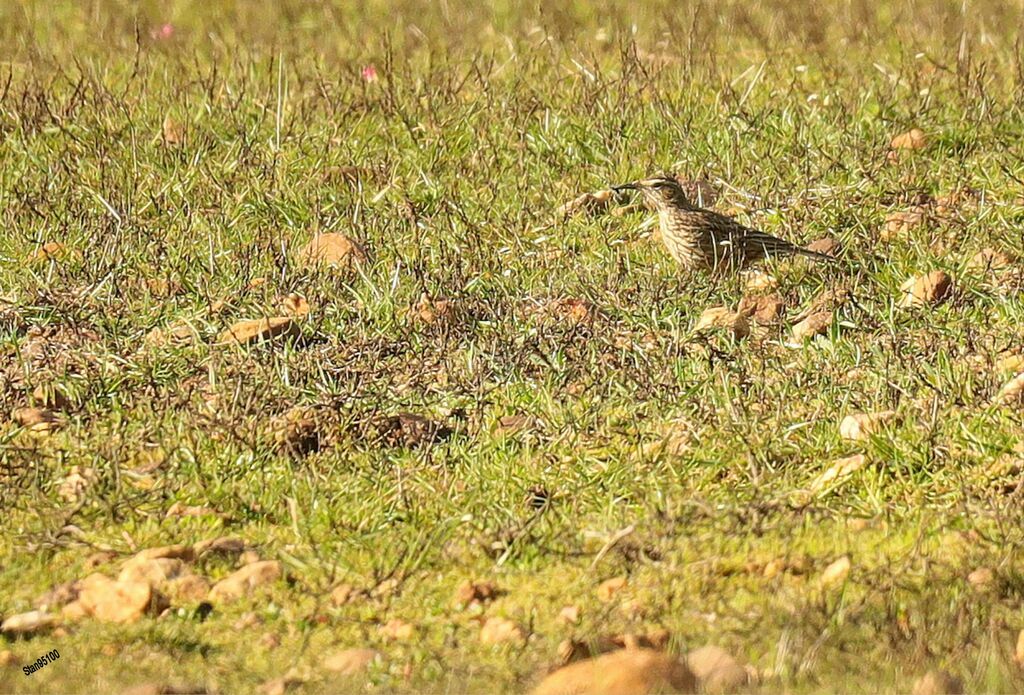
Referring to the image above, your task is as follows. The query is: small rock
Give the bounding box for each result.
[479,617,526,645]
[166,502,221,518]
[280,293,311,317]
[61,600,89,622]
[533,297,594,326]
[370,577,400,598]
[380,619,415,641]
[135,545,196,562]
[738,294,784,325]
[805,237,842,256]
[996,373,1024,404]
[819,556,852,588]
[839,411,897,441]
[899,271,952,308]
[596,576,628,602]
[847,518,875,532]
[762,559,786,580]
[78,574,162,623]
[269,406,320,454]
[330,583,356,606]
[411,294,457,325]
[167,575,211,602]
[31,383,70,410]
[694,307,749,339]
[968,247,1014,272]
[532,649,697,695]
[557,605,580,625]
[297,233,368,268]
[555,190,614,219]
[162,114,186,145]
[12,406,61,433]
[967,567,995,591]
[57,466,97,502]
[882,208,927,241]
[453,580,500,608]
[323,648,380,675]
[808,454,868,495]
[239,550,261,565]
[912,670,964,695]
[743,270,777,292]
[0,610,56,636]
[995,352,1024,374]
[791,311,833,341]
[686,645,749,694]
[33,241,66,262]
[208,561,282,603]
[193,537,246,558]
[497,414,534,433]
[642,418,693,458]
[144,321,199,348]
[370,412,452,448]
[890,128,928,150]
[233,612,262,630]
[217,317,298,346]
[118,558,189,587]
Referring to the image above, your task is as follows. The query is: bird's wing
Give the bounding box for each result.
[741,228,837,262]
[698,210,753,242]
[736,228,803,255]
[702,210,805,255]
[700,212,793,253]
[702,210,835,262]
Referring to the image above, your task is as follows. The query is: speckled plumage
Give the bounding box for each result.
[616,176,835,273]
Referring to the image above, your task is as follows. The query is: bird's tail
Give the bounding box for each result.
[793,247,839,263]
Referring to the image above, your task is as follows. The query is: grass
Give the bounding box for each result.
[3,0,1024,692]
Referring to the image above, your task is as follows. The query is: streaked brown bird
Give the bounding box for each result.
[613,176,835,273]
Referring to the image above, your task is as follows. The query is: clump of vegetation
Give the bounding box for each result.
[2,1,1024,692]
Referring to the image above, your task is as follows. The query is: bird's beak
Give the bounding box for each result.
[611,182,638,192]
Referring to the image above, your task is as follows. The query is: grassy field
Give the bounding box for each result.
[3,0,1024,692]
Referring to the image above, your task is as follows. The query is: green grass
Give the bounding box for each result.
[3,0,1024,692]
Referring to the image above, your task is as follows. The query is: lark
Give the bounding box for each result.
[613,176,835,273]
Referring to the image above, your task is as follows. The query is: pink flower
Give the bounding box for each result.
[151,23,175,41]
[361,65,379,83]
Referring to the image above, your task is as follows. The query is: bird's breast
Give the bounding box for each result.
[659,211,706,269]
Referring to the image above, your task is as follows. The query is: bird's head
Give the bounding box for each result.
[612,175,692,210]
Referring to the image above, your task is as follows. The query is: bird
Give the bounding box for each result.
[612,176,836,273]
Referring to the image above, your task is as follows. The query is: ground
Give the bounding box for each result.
[2,0,1024,693]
